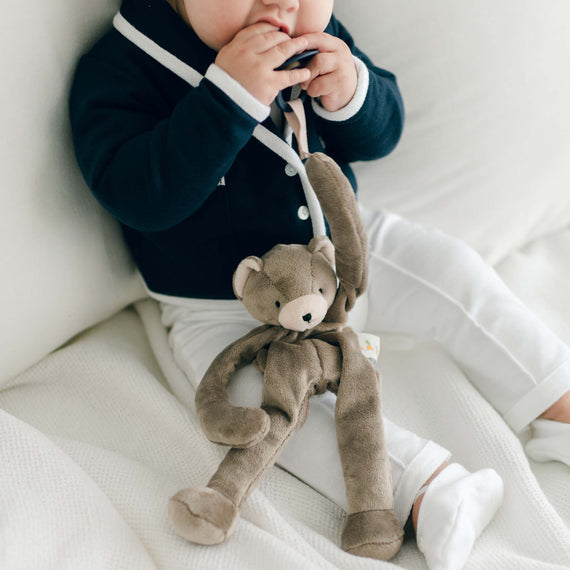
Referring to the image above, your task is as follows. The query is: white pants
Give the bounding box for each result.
[159,208,570,525]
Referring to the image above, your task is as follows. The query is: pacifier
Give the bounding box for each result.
[275,50,318,112]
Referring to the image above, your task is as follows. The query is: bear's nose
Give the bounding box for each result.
[278,295,328,331]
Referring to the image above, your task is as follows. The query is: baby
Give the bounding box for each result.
[69,0,570,568]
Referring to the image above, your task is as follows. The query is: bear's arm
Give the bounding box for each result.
[195,325,287,448]
[305,153,368,323]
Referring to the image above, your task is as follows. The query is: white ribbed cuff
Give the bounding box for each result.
[503,359,570,433]
[310,56,369,122]
[204,64,270,123]
[393,441,452,527]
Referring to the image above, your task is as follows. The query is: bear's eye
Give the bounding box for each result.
[275,301,281,308]
[319,288,323,294]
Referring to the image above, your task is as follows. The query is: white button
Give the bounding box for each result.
[285,164,297,177]
[297,205,310,220]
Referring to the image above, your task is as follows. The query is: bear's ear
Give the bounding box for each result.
[233,256,263,300]
[308,236,335,266]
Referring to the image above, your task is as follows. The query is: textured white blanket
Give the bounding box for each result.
[1,287,569,569]
[2,1,570,566]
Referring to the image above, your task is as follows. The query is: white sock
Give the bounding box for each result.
[415,463,504,570]
[525,419,570,466]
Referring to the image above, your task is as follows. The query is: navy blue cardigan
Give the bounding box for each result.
[69,0,404,299]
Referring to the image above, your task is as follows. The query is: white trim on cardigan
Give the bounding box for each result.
[113,12,203,87]
[204,64,270,123]
[311,56,369,122]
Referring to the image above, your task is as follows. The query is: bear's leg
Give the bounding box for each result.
[168,485,239,545]
[170,341,320,545]
[333,330,404,560]
[169,405,307,544]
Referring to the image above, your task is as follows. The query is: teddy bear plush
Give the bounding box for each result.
[168,153,404,561]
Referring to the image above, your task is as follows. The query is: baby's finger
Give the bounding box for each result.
[298,52,337,89]
[277,67,311,90]
[235,21,281,41]
[239,22,304,55]
[303,73,336,99]
[298,32,341,54]
[245,29,292,53]
[265,35,309,68]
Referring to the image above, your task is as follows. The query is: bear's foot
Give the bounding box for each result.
[341,509,404,561]
[168,486,239,545]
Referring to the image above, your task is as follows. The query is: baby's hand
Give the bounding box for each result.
[215,23,311,107]
[299,33,358,112]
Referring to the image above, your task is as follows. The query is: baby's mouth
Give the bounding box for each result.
[258,17,290,36]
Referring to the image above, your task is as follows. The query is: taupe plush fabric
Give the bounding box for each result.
[169,153,403,560]
[305,153,369,324]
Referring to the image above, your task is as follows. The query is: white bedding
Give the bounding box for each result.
[2,0,570,567]
[1,229,569,569]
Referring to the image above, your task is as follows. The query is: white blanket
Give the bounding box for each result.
[1,231,569,569]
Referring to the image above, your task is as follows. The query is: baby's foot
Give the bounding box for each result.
[415,463,503,570]
[525,419,570,467]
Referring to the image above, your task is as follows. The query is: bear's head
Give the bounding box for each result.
[233,236,337,332]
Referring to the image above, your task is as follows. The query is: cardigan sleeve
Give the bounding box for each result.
[312,16,405,164]
[69,46,263,232]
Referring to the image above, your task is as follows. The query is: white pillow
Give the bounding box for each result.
[0,0,144,384]
[335,0,570,264]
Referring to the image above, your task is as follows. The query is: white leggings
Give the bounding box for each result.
[159,208,570,525]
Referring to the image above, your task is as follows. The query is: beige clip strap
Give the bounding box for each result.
[284,98,310,160]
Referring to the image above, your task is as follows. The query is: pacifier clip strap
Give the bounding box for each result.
[283,98,310,160]
[282,96,327,238]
